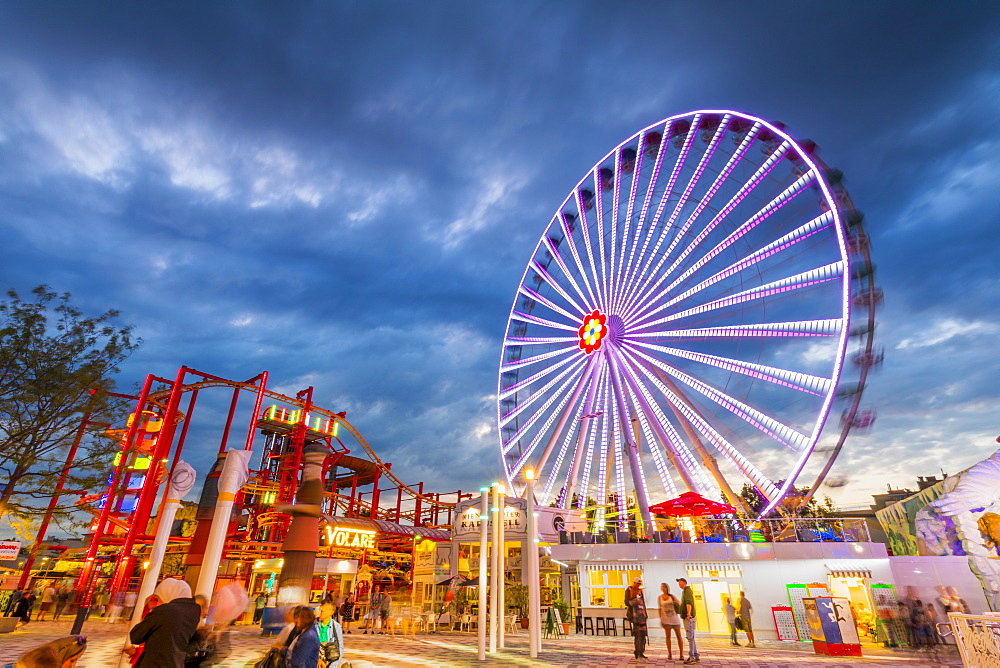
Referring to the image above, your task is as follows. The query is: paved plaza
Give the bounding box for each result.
[0,620,964,667]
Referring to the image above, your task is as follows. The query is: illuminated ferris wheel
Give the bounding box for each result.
[497,110,878,526]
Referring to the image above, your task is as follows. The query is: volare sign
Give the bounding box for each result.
[329,527,376,549]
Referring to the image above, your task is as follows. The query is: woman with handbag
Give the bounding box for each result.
[659,583,684,660]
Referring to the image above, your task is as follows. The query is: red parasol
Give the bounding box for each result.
[649,492,736,517]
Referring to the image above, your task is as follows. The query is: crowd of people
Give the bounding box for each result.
[624,577,754,665]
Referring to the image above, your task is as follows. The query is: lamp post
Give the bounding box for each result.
[489,482,500,654]
[525,468,541,658]
[477,486,489,661]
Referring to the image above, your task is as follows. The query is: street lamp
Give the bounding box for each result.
[525,468,541,658]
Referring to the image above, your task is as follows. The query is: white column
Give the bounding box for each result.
[120,462,195,667]
[489,483,500,654]
[498,489,506,649]
[527,474,541,657]
[477,487,489,661]
[195,449,252,599]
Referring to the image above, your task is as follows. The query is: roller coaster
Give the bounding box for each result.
[19,366,471,603]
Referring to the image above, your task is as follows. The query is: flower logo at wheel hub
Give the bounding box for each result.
[578,309,608,354]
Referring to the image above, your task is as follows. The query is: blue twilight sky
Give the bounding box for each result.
[1,2,999,512]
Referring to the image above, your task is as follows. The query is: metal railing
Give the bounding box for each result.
[559,517,871,544]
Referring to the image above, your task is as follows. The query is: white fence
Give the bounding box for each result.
[950,613,1000,667]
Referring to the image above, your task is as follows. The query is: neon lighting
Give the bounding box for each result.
[328,526,377,549]
[577,309,608,354]
[260,405,340,436]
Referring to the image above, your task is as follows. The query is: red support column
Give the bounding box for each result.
[414,482,424,527]
[217,386,241,455]
[18,412,96,589]
[71,374,155,634]
[369,469,382,520]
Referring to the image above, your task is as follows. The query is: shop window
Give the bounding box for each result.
[587,568,642,607]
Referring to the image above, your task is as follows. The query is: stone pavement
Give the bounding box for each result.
[0,619,964,667]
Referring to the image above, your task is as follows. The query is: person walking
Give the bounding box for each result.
[37,583,57,621]
[252,593,266,624]
[737,591,755,648]
[658,583,683,660]
[724,595,740,646]
[128,578,201,667]
[316,601,345,667]
[626,578,649,662]
[53,587,70,621]
[7,589,24,615]
[13,592,35,629]
[285,606,319,668]
[677,578,699,664]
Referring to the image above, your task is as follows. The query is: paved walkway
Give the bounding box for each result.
[0,620,964,667]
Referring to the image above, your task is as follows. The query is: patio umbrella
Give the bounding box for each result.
[435,575,466,586]
[648,492,736,517]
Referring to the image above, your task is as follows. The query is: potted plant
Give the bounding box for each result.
[551,597,571,635]
[506,584,529,628]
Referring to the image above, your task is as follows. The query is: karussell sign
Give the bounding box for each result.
[452,497,528,541]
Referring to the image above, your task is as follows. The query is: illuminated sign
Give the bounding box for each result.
[261,405,340,437]
[326,526,376,549]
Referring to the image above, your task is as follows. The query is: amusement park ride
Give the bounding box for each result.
[17,366,469,623]
[499,109,881,531]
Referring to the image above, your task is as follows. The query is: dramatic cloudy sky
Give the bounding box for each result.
[2,2,999,513]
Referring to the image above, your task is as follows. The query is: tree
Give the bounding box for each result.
[0,285,140,530]
[738,482,839,518]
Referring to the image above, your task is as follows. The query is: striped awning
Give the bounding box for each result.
[829,569,872,579]
[321,515,451,541]
[685,562,743,577]
[581,562,643,571]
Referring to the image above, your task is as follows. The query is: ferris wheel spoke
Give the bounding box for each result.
[538,236,591,315]
[618,126,671,310]
[499,355,588,428]
[610,348,718,495]
[628,339,833,396]
[499,351,583,399]
[500,343,580,373]
[592,173,612,309]
[631,317,843,340]
[510,309,578,333]
[620,120,758,312]
[506,366,595,476]
[619,346,781,499]
[601,147,622,310]
[606,355,653,525]
[624,343,811,452]
[622,142,795,323]
[620,115,704,313]
[557,212,601,308]
[574,365,608,509]
[505,335,579,347]
[518,352,602,475]
[563,363,603,508]
[529,258,588,318]
[633,261,845,331]
[647,211,836,318]
[611,142,644,314]
[573,189,607,308]
[540,399,587,506]
[501,362,588,455]
[623,383,679,498]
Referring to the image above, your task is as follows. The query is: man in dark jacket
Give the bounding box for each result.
[129,579,201,667]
